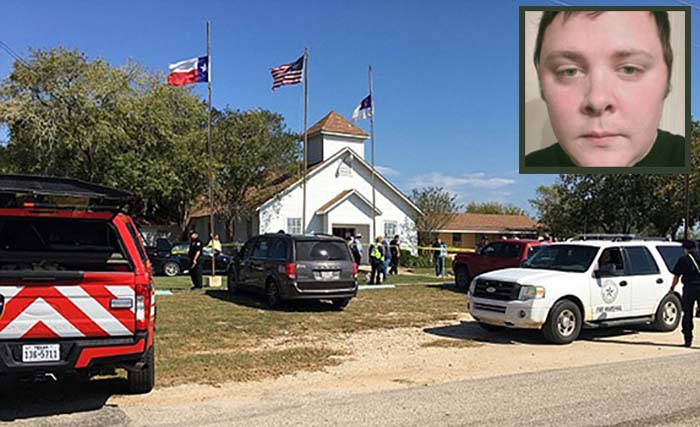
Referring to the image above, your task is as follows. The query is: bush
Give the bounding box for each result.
[399,249,433,268]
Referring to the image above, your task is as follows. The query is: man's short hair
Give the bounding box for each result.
[533,11,673,92]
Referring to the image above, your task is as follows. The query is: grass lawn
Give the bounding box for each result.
[151,279,466,387]
[153,271,444,291]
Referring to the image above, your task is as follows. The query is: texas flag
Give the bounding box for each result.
[167,56,210,86]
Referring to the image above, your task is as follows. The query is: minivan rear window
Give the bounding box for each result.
[0,217,131,272]
[295,241,351,261]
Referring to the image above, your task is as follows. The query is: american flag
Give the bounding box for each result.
[270,55,304,91]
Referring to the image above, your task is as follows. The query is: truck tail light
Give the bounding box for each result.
[285,263,296,280]
[353,263,358,278]
[135,282,152,331]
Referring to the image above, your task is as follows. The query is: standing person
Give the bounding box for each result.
[188,230,204,290]
[432,237,447,278]
[369,236,385,285]
[207,233,222,253]
[382,237,391,282]
[670,240,700,347]
[351,234,363,266]
[477,236,489,252]
[389,235,400,275]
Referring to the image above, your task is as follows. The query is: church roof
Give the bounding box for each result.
[315,189,382,215]
[305,111,368,138]
[255,147,423,217]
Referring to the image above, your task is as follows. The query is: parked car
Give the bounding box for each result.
[452,239,546,289]
[146,239,231,277]
[467,238,684,344]
[0,175,156,393]
[228,233,358,309]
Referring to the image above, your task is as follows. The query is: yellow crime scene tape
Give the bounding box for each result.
[218,242,476,253]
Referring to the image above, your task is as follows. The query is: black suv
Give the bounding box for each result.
[228,233,358,309]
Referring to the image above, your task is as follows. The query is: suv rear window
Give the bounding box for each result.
[0,217,131,272]
[656,245,684,271]
[295,241,351,261]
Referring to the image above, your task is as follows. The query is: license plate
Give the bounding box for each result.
[22,344,60,363]
[317,271,339,280]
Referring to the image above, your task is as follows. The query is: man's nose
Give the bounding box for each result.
[581,71,616,116]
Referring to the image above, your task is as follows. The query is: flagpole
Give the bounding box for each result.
[206,21,216,278]
[302,48,309,234]
[369,65,376,240]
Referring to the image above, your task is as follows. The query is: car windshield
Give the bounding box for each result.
[295,241,351,261]
[521,244,598,272]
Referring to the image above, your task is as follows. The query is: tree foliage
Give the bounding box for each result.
[213,109,300,241]
[410,186,461,245]
[0,48,208,227]
[465,201,529,217]
[530,121,700,239]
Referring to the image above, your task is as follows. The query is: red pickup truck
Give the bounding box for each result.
[452,239,547,289]
[0,175,156,393]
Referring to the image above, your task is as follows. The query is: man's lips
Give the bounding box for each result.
[578,131,626,146]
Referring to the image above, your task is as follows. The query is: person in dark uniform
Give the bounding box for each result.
[188,230,204,290]
[670,240,700,347]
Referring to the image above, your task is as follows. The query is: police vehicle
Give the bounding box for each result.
[467,236,685,344]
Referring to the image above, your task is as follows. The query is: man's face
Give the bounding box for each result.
[538,12,668,167]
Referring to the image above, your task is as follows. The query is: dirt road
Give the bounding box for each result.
[4,315,696,426]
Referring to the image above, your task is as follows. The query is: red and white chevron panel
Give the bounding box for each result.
[0,285,135,339]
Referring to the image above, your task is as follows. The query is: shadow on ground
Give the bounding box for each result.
[0,377,128,423]
[205,289,345,312]
[426,282,467,295]
[424,320,682,347]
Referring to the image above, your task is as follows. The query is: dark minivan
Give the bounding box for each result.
[228,233,358,309]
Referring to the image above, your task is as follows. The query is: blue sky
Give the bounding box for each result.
[1,0,698,215]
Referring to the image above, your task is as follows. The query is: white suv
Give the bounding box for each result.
[467,240,685,344]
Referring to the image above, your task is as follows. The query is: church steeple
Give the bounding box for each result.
[305,111,368,167]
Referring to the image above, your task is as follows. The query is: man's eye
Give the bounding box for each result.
[556,68,580,77]
[620,66,642,75]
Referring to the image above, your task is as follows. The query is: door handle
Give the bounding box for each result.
[656,278,664,284]
[619,281,628,287]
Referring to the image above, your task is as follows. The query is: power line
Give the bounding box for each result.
[0,39,31,69]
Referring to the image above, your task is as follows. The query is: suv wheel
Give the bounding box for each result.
[652,293,681,332]
[163,262,180,277]
[128,346,155,394]
[543,300,581,344]
[331,298,351,311]
[265,282,283,309]
[454,266,470,290]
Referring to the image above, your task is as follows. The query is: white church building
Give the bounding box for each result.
[191,111,422,262]
[232,111,422,257]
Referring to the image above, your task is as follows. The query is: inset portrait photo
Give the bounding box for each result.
[520,7,690,174]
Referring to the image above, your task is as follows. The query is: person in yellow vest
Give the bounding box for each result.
[369,236,385,285]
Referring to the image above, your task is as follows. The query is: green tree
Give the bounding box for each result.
[410,186,461,245]
[213,109,300,241]
[465,201,529,217]
[0,48,207,227]
[530,121,700,239]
